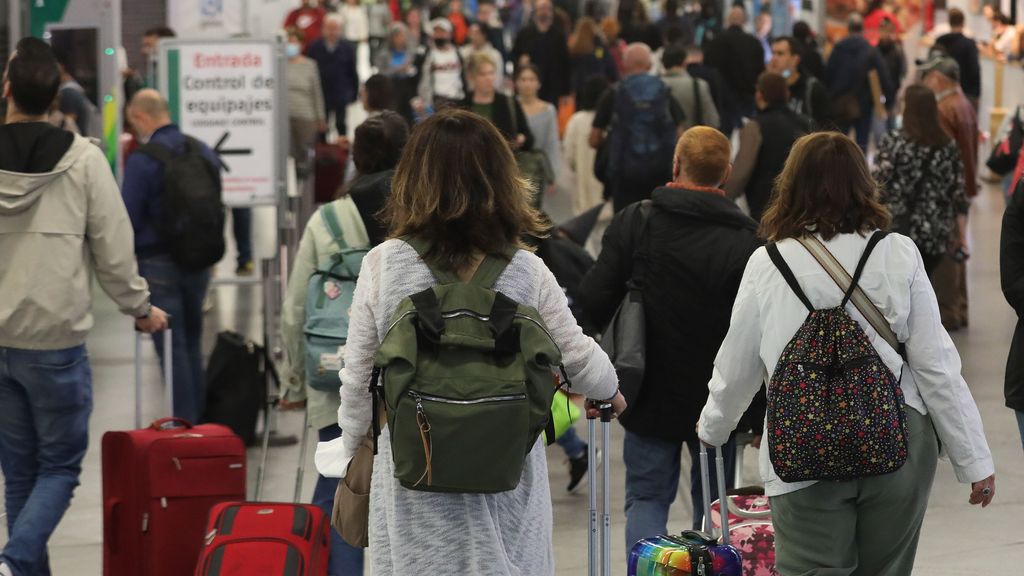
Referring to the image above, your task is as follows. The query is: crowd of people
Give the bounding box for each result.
[1,0,1023,575]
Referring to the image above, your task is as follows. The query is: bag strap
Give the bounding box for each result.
[135,141,174,165]
[629,200,655,290]
[765,243,815,312]
[805,77,817,119]
[692,76,703,127]
[504,94,518,138]
[797,232,906,359]
[320,203,350,252]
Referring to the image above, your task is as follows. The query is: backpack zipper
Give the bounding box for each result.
[408,390,527,405]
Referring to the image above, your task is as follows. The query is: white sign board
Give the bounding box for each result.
[168,0,246,39]
[160,39,285,206]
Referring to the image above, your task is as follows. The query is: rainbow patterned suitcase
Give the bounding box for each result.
[627,446,742,576]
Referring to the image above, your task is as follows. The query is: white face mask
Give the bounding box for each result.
[286,43,302,58]
[781,68,792,79]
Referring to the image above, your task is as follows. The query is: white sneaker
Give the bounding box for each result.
[0,562,13,576]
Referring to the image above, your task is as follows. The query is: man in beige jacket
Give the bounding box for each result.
[0,38,166,576]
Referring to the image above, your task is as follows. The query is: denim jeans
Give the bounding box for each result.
[314,425,365,575]
[556,426,587,460]
[0,345,93,576]
[623,430,735,553]
[840,114,874,154]
[1016,411,1024,452]
[231,208,253,267]
[138,255,210,424]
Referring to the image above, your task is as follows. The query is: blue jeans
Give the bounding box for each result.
[138,255,210,424]
[623,431,735,553]
[1016,411,1024,451]
[231,208,252,267]
[314,425,365,575]
[0,345,93,576]
[840,114,874,154]
[556,426,587,460]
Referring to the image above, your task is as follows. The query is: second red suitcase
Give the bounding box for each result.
[195,502,331,576]
[102,418,247,576]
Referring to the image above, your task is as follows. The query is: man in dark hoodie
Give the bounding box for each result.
[825,14,893,152]
[579,126,762,552]
[0,38,167,576]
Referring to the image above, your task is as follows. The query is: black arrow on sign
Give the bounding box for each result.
[213,131,253,173]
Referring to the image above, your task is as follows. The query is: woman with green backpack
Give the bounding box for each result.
[280,113,409,576]
[322,109,624,574]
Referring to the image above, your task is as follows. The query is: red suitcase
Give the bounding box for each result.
[314,142,348,203]
[102,418,246,576]
[194,502,330,576]
[103,332,247,576]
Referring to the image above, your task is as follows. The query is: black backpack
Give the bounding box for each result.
[203,331,272,446]
[137,137,226,271]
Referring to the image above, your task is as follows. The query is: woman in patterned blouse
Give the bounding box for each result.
[873,84,968,275]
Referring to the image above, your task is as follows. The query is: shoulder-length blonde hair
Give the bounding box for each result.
[759,132,891,242]
[385,109,548,272]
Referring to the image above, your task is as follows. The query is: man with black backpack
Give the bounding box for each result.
[589,43,686,212]
[123,89,226,424]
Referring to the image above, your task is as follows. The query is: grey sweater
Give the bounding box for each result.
[287,57,327,122]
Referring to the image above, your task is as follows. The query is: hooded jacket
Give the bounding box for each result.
[0,123,150,350]
[579,187,763,441]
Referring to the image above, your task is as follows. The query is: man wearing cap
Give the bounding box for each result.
[414,18,467,114]
[922,54,978,331]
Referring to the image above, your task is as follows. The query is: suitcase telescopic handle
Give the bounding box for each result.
[699,443,732,546]
[150,417,193,431]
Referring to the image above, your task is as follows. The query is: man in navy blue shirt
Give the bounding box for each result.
[306,14,359,137]
[122,89,221,424]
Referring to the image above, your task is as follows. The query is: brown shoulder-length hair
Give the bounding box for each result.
[570,17,598,57]
[902,84,952,149]
[759,132,891,242]
[385,109,548,272]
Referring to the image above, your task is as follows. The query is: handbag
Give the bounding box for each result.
[987,107,1023,176]
[331,433,374,548]
[599,201,653,419]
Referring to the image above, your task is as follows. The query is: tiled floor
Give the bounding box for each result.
[3,154,1024,573]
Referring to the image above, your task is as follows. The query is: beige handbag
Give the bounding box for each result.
[332,434,374,548]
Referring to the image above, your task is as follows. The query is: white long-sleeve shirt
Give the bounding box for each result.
[697,232,994,497]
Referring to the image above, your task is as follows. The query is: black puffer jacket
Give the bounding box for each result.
[580,187,764,442]
[1000,181,1024,411]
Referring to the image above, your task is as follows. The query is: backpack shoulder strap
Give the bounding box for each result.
[402,236,461,284]
[692,77,703,126]
[135,142,174,165]
[468,249,516,288]
[766,243,814,312]
[320,203,350,251]
[798,232,905,359]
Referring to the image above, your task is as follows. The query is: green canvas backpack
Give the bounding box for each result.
[370,238,568,493]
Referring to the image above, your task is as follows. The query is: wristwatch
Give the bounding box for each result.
[135,302,152,320]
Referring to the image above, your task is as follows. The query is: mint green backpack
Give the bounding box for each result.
[303,204,369,392]
[370,238,568,493]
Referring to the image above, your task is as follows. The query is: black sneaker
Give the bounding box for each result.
[567,452,588,492]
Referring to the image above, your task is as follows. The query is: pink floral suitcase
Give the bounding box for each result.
[707,493,778,576]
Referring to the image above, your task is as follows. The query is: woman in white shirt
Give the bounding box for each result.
[697,132,995,575]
